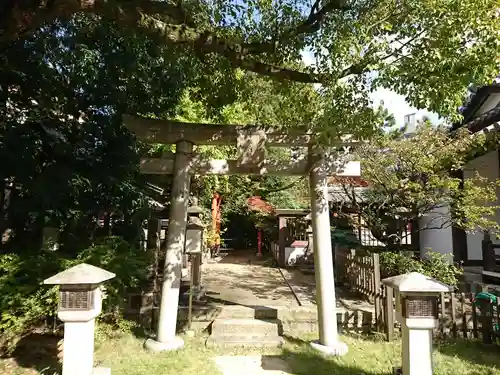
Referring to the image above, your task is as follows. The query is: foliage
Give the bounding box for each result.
[379,251,463,286]
[0,250,61,355]
[331,228,361,248]
[0,237,150,355]
[176,86,310,243]
[71,237,152,318]
[4,0,500,138]
[94,319,139,346]
[333,124,500,245]
[331,213,361,248]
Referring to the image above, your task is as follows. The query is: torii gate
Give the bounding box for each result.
[124,115,360,356]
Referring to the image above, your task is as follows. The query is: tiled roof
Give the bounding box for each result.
[465,105,500,133]
[453,83,500,132]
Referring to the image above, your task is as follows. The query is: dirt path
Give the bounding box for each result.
[202,250,300,307]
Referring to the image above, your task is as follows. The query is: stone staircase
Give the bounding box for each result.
[206,302,377,348]
[206,306,285,348]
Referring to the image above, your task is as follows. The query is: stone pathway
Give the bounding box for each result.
[197,249,375,332]
[213,355,292,375]
[202,250,300,307]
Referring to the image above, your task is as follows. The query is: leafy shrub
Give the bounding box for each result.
[379,251,463,287]
[95,318,139,345]
[0,251,61,355]
[331,227,361,248]
[0,237,151,355]
[74,236,152,319]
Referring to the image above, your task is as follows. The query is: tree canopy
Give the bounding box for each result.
[2,0,500,128]
[332,124,500,246]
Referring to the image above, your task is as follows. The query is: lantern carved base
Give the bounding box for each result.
[310,339,348,357]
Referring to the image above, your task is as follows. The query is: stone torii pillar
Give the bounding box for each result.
[309,149,348,356]
[145,140,193,352]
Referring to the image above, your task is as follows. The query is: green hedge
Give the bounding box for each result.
[0,236,151,355]
[379,251,463,287]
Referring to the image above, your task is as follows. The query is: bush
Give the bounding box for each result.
[379,251,463,287]
[331,227,361,248]
[0,236,151,355]
[74,236,152,320]
[0,251,61,355]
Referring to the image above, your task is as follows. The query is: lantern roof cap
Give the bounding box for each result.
[382,272,451,293]
[44,263,115,285]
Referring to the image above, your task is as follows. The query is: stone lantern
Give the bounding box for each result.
[44,263,115,375]
[185,197,205,290]
[382,272,451,375]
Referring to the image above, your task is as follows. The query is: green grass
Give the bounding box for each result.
[2,330,500,375]
[283,333,500,375]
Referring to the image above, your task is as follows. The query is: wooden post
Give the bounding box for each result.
[146,218,161,327]
[450,292,457,338]
[385,286,395,341]
[257,230,262,257]
[192,253,202,289]
[372,253,382,331]
[471,293,479,339]
[278,216,287,267]
[439,293,446,337]
[187,258,195,331]
[461,293,468,338]
[211,193,221,257]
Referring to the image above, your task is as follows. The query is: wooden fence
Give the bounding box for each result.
[336,248,500,343]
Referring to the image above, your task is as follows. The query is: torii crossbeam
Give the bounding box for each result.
[124,114,356,356]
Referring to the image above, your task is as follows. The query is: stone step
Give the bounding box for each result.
[216,305,279,319]
[206,334,284,348]
[216,305,348,322]
[211,318,281,336]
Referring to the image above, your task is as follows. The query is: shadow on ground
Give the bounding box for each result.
[436,339,500,369]
[11,333,62,374]
[202,251,299,304]
[217,249,271,266]
[263,352,389,375]
[276,335,391,375]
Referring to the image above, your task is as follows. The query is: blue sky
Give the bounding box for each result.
[301,51,440,127]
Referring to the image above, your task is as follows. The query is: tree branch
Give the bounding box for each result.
[0,0,190,47]
[339,25,425,78]
[293,0,350,36]
[0,0,337,83]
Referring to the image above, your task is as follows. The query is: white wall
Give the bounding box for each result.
[419,205,454,263]
[463,150,500,260]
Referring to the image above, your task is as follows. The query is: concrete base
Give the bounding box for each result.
[92,368,111,375]
[310,340,348,357]
[144,336,184,352]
